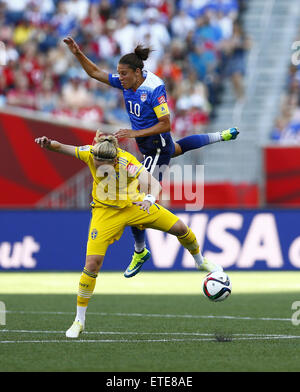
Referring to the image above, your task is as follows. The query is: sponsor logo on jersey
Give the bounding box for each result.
[126,163,138,175]
[140,92,147,102]
[158,95,166,105]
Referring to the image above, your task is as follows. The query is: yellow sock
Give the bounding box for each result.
[177,228,205,267]
[177,227,200,255]
[77,268,97,307]
[75,268,97,325]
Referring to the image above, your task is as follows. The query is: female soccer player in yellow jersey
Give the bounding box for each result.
[35,132,223,338]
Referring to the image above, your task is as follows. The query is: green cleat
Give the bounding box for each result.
[124,248,151,278]
[221,127,239,141]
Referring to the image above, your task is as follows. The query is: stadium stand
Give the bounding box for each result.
[270,33,300,145]
[0,0,252,208]
[195,0,300,187]
[0,0,247,127]
[1,0,299,208]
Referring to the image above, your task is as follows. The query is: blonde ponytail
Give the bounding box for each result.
[92,131,119,161]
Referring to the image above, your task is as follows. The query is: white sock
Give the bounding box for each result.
[208,132,222,144]
[134,241,146,253]
[75,306,87,325]
[193,252,204,268]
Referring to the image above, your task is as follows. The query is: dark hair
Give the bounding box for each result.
[119,45,152,71]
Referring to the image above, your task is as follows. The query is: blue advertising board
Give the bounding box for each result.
[0,209,299,271]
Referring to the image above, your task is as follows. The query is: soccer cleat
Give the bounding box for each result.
[221,127,239,141]
[124,248,151,278]
[66,321,84,338]
[197,257,223,273]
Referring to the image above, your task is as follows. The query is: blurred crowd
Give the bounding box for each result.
[270,38,300,144]
[0,0,249,138]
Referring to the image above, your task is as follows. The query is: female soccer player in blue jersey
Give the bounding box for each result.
[64,36,239,276]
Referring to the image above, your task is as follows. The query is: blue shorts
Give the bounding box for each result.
[142,138,175,181]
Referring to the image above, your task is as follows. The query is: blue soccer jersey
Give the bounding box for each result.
[108,70,175,157]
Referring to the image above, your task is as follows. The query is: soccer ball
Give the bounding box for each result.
[202,271,232,302]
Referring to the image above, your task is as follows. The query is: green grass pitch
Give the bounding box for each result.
[0,271,300,372]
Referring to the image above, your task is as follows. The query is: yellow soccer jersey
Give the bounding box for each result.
[75,145,145,208]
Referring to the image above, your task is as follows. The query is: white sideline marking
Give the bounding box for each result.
[0,329,294,337]
[1,330,300,343]
[6,310,292,322]
[1,335,300,344]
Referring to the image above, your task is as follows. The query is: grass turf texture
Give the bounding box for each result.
[0,271,300,372]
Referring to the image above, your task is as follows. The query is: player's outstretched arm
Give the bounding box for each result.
[35,136,76,157]
[63,36,110,85]
[115,115,171,139]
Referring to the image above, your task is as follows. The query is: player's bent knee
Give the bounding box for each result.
[168,219,188,237]
[172,142,183,157]
[85,255,104,274]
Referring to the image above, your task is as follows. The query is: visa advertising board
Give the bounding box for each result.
[0,210,299,271]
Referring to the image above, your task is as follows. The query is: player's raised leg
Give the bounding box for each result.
[168,220,223,273]
[66,255,103,338]
[173,127,239,157]
[125,204,223,277]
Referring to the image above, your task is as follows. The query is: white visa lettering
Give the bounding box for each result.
[205,213,243,268]
[237,213,283,268]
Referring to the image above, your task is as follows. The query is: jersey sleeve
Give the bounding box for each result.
[108,73,123,90]
[75,145,93,164]
[151,84,170,119]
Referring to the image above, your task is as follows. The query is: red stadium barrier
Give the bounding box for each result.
[0,111,94,206]
[264,146,300,206]
[0,111,259,208]
[164,182,259,208]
